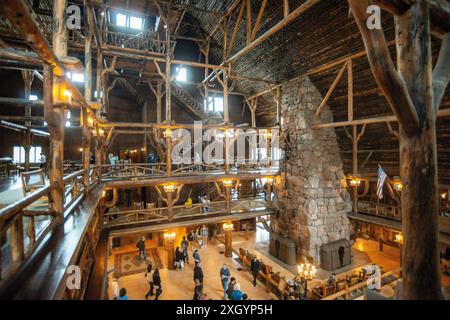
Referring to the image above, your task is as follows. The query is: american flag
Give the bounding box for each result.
[377,164,388,199]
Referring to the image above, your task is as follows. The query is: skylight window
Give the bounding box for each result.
[116,13,127,27]
[130,16,143,30]
[67,72,84,83]
[29,94,38,101]
[175,67,187,82]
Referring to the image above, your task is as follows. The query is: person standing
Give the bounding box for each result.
[201,225,208,248]
[194,262,204,285]
[187,231,195,250]
[175,247,184,271]
[137,236,147,260]
[220,264,231,299]
[144,264,154,300]
[250,257,261,287]
[117,288,128,300]
[181,236,189,264]
[153,268,162,300]
[227,277,236,300]
[39,152,46,170]
[193,249,201,265]
[231,283,243,300]
[111,274,120,300]
[193,278,203,300]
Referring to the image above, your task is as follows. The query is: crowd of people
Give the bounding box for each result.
[111,230,253,300]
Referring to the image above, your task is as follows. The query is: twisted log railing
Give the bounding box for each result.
[0,169,91,281]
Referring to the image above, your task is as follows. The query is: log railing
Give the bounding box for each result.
[0,169,88,281]
[320,267,402,300]
[103,197,269,227]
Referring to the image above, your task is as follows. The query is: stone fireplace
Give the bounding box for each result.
[272,77,352,265]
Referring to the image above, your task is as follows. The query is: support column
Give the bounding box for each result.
[165,17,172,123]
[223,222,233,258]
[81,109,91,192]
[22,70,34,172]
[223,68,229,123]
[352,125,358,214]
[167,191,174,221]
[165,235,175,270]
[43,65,65,223]
[165,130,172,177]
[52,0,68,58]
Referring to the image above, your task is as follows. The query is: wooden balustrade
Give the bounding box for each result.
[0,169,90,281]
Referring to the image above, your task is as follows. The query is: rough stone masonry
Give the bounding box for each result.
[272,77,352,265]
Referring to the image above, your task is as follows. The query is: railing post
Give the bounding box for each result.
[43,65,65,223]
[11,214,25,262]
[81,108,91,193]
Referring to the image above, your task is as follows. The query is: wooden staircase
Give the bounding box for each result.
[171,81,223,123]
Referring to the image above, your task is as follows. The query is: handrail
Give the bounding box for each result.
[0,184,52,223]
[321,267,402,300]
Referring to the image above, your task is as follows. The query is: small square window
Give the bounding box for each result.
[29,95,38,101]
[175,67,187,82]
[116,13,127,27]
[214,97,224,112]
[130,16,143,30]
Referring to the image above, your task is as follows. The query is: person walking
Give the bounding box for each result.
[181,236,189,264]
[194,262,204,285]
[220,264,231,299]
[227,277,236,300]
[144,264,154,300]
[175,247,184,271]
[193,249,201,265]
[231,283,243,300]
[250,257,261,287]
[193,278,203,300]
[137,236,147,260]
[153,268,162,300]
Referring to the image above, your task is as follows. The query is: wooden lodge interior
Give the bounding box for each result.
[0,0,449,301]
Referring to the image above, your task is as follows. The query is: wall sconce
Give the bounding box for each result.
[79,148,83,152]
[88,116,94,128]
[349,177,361,187]
[441,192,447,200]
[393,181,403,192]
[163,127,172,138]
[395,233,404,245]
[163,231,176,241]
[223,180,233,188]
[265,176,274,185]
[102,190,107,198]
[265,130,272,139]
[223,222,234,231]
[99,129,105,137]
[163,184,177,193]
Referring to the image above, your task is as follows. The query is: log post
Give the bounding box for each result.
[223,68,230,123]
[43,65,65,223]
[348,0,450,299]
[224,227,233,257]
[53,0,68,58]
[11,215,24,262]
[22,70,34,172]
[81,108,91,192]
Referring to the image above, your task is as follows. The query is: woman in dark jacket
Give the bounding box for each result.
[153,268,162,300]
[227,277,236,300]
[175,247,184,270]
[193,279,203,300]
[250,258,261,287]
[193,262,204,284]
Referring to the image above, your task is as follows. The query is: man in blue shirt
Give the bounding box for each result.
[220,264,231,299]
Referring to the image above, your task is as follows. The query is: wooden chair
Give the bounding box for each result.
[21,169,46,196]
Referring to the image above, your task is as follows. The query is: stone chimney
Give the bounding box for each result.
[272,77,352,265]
